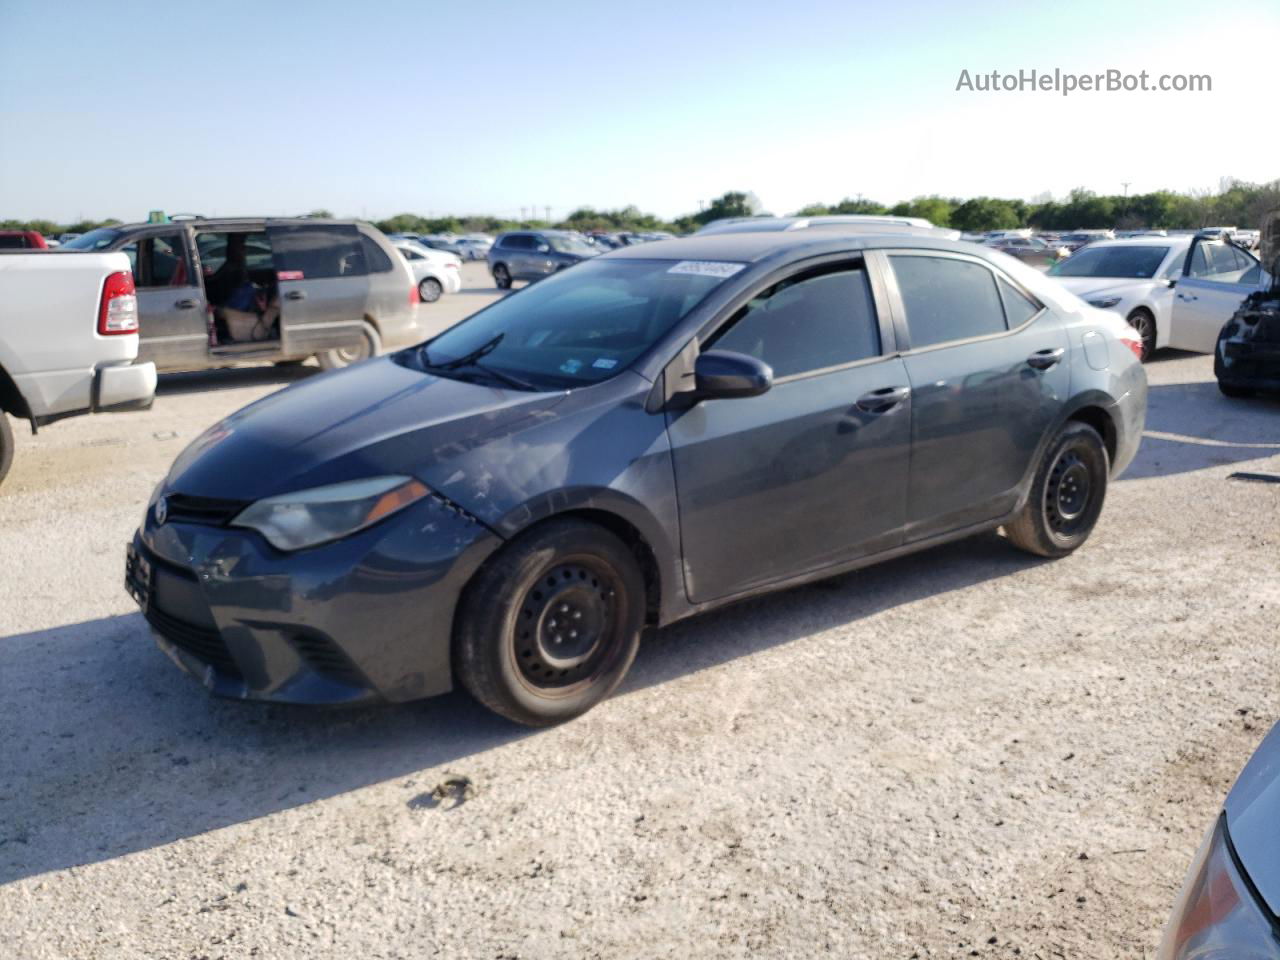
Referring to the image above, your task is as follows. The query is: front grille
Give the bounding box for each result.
[290,631,365,687]
[163,493,250,527]
[145,604,242,680]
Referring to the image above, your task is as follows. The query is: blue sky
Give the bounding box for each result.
[1,0,1277,223]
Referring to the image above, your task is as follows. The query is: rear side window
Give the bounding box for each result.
[360,234,394,273]
[890,255,1006,348]
[501,234,532,250]
[997,277,1040,327]
[269,224,366,279]
[710,265,881,378]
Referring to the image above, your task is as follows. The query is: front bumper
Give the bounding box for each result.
[1217,337,1280,392]
[127,492,502,705]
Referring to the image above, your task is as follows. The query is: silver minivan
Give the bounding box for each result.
[62,218,421,371]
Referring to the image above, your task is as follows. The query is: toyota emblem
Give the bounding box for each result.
[154,496,168,526]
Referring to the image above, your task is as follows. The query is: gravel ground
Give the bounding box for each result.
[2,263,1278,959]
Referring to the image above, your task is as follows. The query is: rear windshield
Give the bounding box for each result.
[1050,245,1170,279]
[409,258,735,390]
[62,227,123,250]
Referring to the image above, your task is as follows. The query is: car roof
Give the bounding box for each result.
[599,230,993,265]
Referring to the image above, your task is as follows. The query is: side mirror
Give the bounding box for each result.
[1166,278,1177,288]
[694,350,773,400]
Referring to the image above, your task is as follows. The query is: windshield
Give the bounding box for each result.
[1051,245,1171,279]
[412,258,735,390]
[62,227,123,250]
[547,234,597,256]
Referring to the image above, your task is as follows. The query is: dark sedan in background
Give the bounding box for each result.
[127,227,1147,725]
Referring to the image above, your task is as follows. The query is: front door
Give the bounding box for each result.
[1170,239,1266,353]
[132,230,208,371]
[879,250,1071,540]
[266,221,370,356]
[667,260,912,603]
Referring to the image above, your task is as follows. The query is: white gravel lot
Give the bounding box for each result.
[1,262,1278,959]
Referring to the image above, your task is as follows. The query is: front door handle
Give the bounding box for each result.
[855,385,910,413]
[1177,292,1198,301]
[285,290,306,301]
[1026,347,1065,370]
[174,298,198,309]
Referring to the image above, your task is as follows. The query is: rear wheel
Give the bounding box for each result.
[317,321,380,371]
[1126,308,1156,362]
[493,263,512,290]
[454,519,645,726]
[0,413,14,488]
[1004,421,1109,558]
[418,277,443,303]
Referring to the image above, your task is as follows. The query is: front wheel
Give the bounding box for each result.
[454,519,645,726]
[1126,308,1156,362]
[0,413,14,488]
[493,263,512,289]
[317,321,381,371]
[1004,421,1109,558]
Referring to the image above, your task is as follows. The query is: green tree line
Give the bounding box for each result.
[7,180,1277,237]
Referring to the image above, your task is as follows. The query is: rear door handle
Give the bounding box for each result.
[174,298,198,309]
[1026,347,1065,370]
[855,385,910,413]
[285,290,306,301]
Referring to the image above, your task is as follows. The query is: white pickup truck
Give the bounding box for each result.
[0,251,158,486]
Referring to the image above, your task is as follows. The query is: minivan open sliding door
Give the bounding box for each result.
[266,221,371,358]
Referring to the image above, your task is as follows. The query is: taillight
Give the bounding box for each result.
[1119,329,1143,360]
[98,270,138,335]
[409,283,420,305]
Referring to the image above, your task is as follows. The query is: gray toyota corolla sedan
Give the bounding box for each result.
[1158,721,1280,958]
[126,228,1147,725]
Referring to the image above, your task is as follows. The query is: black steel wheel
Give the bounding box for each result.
[1005,421,1109,558]
[454,519,645,725]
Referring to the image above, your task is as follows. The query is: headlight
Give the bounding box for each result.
[1157,815,1280,959]
[231,476,429,551]
[1088,296,1124,309]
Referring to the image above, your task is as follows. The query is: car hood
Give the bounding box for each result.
[1054,277,1153,299]
[1225,721,1280,915]
[165,356,569,504]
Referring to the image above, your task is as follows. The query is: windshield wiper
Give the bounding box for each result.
[421,333,537,391]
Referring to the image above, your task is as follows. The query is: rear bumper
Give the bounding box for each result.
[96,360,157,411]
[1109,364,1148,477]
[127,493,502,705]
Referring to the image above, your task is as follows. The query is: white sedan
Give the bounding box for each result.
[1050,235,1268,360]
[1049,237,1191,361]
[393,239,462,303]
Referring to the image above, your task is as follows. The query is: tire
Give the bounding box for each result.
[274,358,309,367]
[1004,421,1109,559]
[1126,308,1156,362]
[493,263,512,290]
[1219,381,1255,399]
[418,277,443,303]
[317,321,380,372]
[454,518,645,726]
[0,413,14,488]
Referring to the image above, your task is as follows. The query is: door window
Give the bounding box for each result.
[709,265,881,378]
[502,234,533,250]
[270,224,366,279]
[136,233,191,288]
[889,255,1007,348]
[1187,241,1256,283]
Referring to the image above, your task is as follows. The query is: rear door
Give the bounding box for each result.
[1170,239,1266,353]
[878,250,1071,541]
[130,228,208,370]
[667,258,912,602]
[266,221,370,356]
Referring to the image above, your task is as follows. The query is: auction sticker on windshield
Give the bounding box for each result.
[667,261,746,278]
